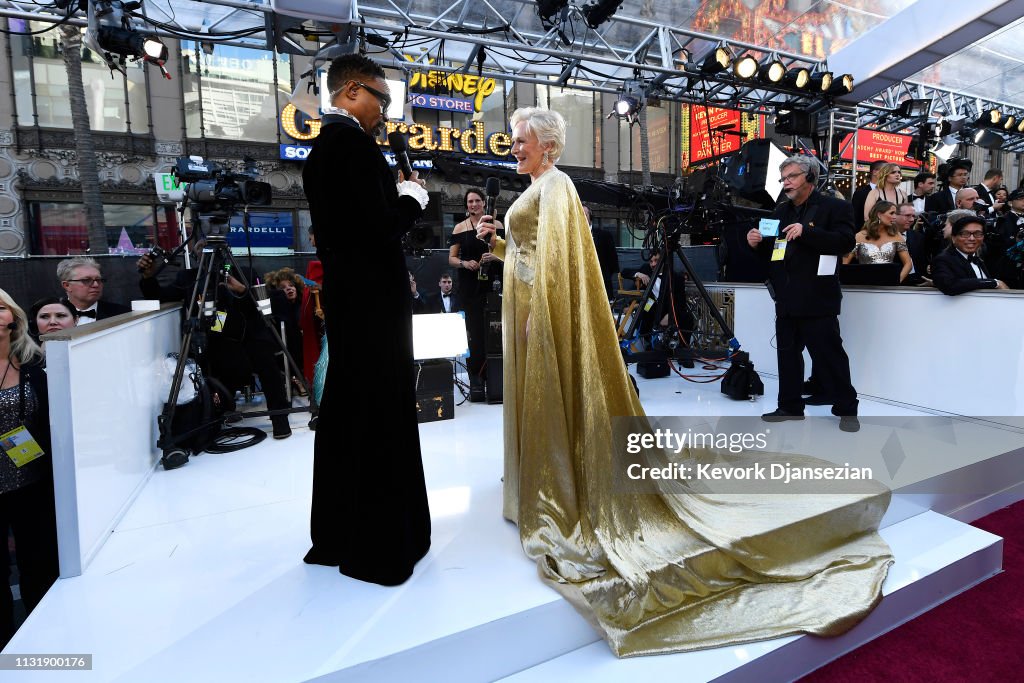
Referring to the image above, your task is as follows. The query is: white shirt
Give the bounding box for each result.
[440,293,452,313]
[955,248,984,278]
[75,302,98,325]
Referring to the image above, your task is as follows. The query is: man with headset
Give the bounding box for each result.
[747,155,860,432]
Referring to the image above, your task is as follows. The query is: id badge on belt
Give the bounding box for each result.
[0,425,45,467]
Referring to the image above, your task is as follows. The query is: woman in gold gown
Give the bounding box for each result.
[476,107,893,657]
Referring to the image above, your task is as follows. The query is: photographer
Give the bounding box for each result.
[992,188,1024,286]
[137,245,294,439]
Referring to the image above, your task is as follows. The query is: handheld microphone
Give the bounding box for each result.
[387,132,414,180]
[484,176,501,218]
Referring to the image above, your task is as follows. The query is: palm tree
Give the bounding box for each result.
[60,25,107,254]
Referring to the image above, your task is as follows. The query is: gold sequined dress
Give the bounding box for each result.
[492,168,893,657]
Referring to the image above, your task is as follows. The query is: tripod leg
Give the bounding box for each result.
[673,246,739,351]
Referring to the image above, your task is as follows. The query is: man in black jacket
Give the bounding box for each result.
[423,272,461,314]
[56,256,130,324]
[747,155,860,432]
[926,159,972,214]
[931,216,1009,295]
[583,206,619,300]
[622,252,695,370]
[300,54,431,586]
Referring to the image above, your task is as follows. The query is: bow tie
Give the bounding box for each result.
[77,309,97,318]
[966,254,979,265]
[442,294,450,298]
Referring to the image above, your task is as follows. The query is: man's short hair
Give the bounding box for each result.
[780,154,817,184]
[913,172,935,187]
[870,160,886,174]
[896,202,916,213]
[56,256,100,282]
[955,187,978,202]
[951,215,983,236]
[326,54,386,98]
[984,168,1003,181]
[439,271,453,280]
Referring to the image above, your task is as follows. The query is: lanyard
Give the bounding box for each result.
[0,357,25,424]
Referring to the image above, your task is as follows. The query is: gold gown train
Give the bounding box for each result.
[493,169,893,657]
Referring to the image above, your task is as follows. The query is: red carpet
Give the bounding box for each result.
[800,502,1024,682]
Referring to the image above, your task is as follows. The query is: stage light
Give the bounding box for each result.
[973,128,1005,149]
[828,73,854,95]
[775,109,817,136]
[896,98,931,118]
[759,58,786,84]
[808,71,833,92]
[85,0,171,78]
[699,45,733,74]
[614,96,641,117]
[536,0,568,26]
[976,109,1001,127]
[1005,115,1017,131]
[733,55,758,80]
[609,79,645,124]
[783,67,810,89]
[1018,119,1024,133]
[581,0,624,28]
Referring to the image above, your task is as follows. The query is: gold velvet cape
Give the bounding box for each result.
[493,169,893,657]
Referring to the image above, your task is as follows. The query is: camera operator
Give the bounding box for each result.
[137,244,294,440]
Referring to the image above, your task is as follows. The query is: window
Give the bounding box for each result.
[537,84,595,168]
[182,42,291,142]
[9,21,149,133]
[619,104,671,174]
[28,202,178,255]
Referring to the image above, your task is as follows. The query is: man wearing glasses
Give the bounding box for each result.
[301,54,432,586]
[931,216,1010,295]
[56,256,129,325]
[746,154,860,432]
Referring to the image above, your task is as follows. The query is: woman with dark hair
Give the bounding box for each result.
[844,200,912,282]
[27,297,77,346]
[0,288,58,648]
[448,187,504,401]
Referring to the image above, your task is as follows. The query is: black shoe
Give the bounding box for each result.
[681,359,695,369]
[272,418,292,440]
[804,394,834,406]
[761,408,805,422]
[839,416,860,433]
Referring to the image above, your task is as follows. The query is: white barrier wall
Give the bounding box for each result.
[43,305,181,577]
[725,283,1024,415]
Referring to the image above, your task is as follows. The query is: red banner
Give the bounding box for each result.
[839,131,918,167]
[689,106,744,163]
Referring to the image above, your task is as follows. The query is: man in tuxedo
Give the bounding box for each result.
[931,216,1009,295]
[973,168,1004,214]
[56,256,129,324]
[301,53,431,586]
[910,172,936,214]
[622,252,695,369]
[424,272,461,314]
[894,203,929,284]
[851,160,885,227]
[583,206,619,300]
[747,155,859,432]
[990,188,1024,285]
[926,159,972,214]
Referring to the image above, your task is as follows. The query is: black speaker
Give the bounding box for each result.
[485,356,502,404]
[485,292,502,355]
[415,359,454,422]
[775,110,818,136]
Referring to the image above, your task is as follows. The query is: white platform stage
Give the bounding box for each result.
[3,372,1012,682]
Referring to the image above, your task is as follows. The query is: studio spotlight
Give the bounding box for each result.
[759,58,785,83]
[973,128,1005,149]
[896,98,931,118]
[775,109,817,136]
[536,0,569,26]
[581,0,625,29]
[808,71,833,92]
[733,55,758,79]
[609,80,645,124]
[1005,115,1017,131]
[783,67,810,89]
[827,73,854,95]
[1018,119,1024,133]
[976,109,1001,127]
[699,45,733,74]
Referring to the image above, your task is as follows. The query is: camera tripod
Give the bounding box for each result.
[620,219,741,366]
[156,226,317,470]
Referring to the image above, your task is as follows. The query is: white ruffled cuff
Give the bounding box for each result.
[397,181,429,210]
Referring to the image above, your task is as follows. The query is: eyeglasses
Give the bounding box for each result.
[352,80,391,115]
[66,278,106,286]
[779,172,804,183]
[957,231,985,239]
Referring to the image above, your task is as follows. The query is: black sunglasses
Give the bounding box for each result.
[352,81,391,115]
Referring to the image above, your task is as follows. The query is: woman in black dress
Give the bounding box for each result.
[448,188,503,401]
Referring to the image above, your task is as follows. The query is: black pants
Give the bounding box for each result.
[463,292,487,383]
[776,313,858,416]
[0,480,59,647]
[207,333,291,426]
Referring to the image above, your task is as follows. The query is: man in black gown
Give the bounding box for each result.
[301,54,431,586]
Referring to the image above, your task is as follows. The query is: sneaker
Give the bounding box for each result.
[839,416,860,433]
[761,408,805,422]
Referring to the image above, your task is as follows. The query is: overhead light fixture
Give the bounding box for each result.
[699,45,733,74]
[783,67,810,89]
[828,73,854,95]
[1018,119,1024,133]
[808,71,833,92]
[581,0,625,29]
[609,79,645,125]
[973,128,1005,149]
[775,109,817,136]
[733,55,758,80]
[896,98,931,118]
[976,109,1001,127]
[759,58,786,84]
[536,0,569,26]
[84,0,171,78]
[1005,115,1018,131]
[929,140,958,162]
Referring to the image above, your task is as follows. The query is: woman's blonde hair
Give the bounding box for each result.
[510,107,566,162]
[863,200,898,240]
[0,288,42,365]
[873,163,902,186]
